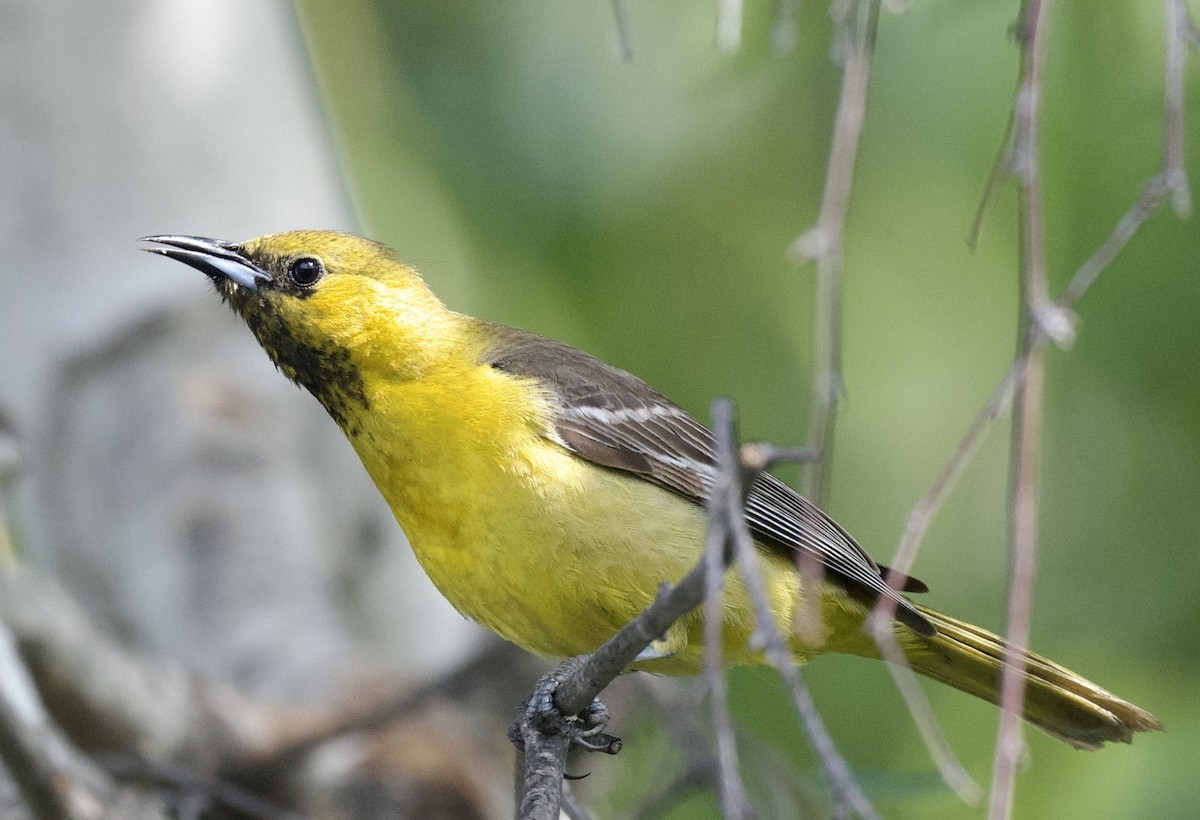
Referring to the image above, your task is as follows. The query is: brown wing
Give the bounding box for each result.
[483,325,933,636]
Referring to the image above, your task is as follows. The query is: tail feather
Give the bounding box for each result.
[903,605,1162,750]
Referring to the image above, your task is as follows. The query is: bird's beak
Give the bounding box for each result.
[141,235,272,291]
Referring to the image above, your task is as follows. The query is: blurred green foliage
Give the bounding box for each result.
[293,1,1198,817]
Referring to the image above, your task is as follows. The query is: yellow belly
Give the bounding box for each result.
[344,366,860,675]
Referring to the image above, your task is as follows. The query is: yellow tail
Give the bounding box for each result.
[900,605,1162,750]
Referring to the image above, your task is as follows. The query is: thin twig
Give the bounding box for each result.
[870,627,983,804]
[969,111,1016,253]
[702,401,754,820]
[868,171,1175,800]
[989,346,1043,820]
[790,0,881,507]
[879,170,1172,598]
[788,0,882,657]
[725,450,881,820]
[1056,174,1171,307]
[871,1,1189,808]
[988,3,1051,817]
[1011,2,1076,350]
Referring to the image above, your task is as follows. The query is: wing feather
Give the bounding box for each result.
[484,325,933,636]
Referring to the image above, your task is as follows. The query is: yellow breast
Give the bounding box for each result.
[340,357,840,674]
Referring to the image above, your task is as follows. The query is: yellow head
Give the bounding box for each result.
[143,230,461,430]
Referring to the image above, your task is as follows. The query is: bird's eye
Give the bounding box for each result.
[289,257,325,288]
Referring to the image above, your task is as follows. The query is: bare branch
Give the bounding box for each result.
[989,346,1043,820]
[787,0,883,660]
[989,2,1052,817]
[1012,3,1076,349]
[723,460,881,820]
[515,720,572,820]
[969,112,1016,253]
[881,168,1172,601]
[861,0,1192,804]
[867,164,1175,801]
[790,0,881,508]
[703,401,753,819]
[1056,174,1171,307]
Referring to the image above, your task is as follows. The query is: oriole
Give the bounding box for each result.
[145,231,1161,750]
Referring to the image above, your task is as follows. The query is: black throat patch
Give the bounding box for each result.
[236,297,370,432]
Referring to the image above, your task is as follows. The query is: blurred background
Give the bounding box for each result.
[1,1,1197,818]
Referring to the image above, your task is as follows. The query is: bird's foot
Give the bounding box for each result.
[508,659,622,756]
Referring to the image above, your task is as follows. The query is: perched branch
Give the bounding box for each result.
[513,398,750,819]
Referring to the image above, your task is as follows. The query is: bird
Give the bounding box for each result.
[144,230,1161,750]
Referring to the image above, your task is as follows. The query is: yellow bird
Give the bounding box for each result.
[145,231,1160,750]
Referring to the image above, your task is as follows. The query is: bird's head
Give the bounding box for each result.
[144,230,460,428]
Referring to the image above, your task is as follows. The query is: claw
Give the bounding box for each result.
[509,660,622,756]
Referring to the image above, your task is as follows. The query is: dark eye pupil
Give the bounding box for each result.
[290,257,323,286]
